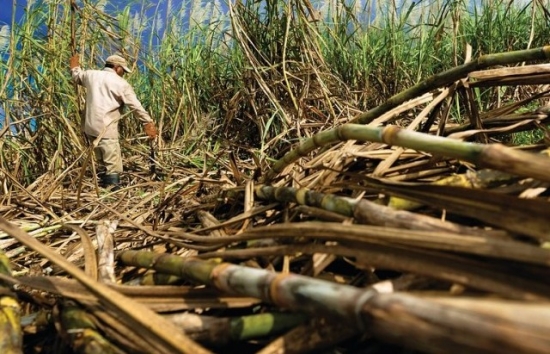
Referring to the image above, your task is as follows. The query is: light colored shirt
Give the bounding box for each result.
[71,67,152,139]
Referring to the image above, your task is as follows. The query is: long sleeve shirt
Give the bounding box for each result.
[71,67,152,139]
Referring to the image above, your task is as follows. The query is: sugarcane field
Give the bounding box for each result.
[2,0,550,353]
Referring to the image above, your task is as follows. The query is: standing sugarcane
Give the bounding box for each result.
[69,0,102,200]
[351,46,550,125]
[58,301,120,354]
[118,250,550,354]
[263,46,550,184]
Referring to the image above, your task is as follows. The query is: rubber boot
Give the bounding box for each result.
[97,172,106,187]
[101,173,120,191]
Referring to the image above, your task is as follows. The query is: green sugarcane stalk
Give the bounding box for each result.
[387,169,517,210]
[124,271,183,286]
[257,316,359,354]
[351,46,550,125]
[359,176,550,241]
[256,184,354,217]
[0,217,212,354]
[0,222,42,239]
[0,252,22,354]
[197,242,548,300]
[117,250,377,323]
[229,312,307,341]
[164,312,308,344]
[255,181,550,241]
[0,224,64,249]
[118,250,550,354]
[263,124,550,184]
[254,185,507,238]
[5,247,26,259]
[235,221,550,266]
[59,303,121,354]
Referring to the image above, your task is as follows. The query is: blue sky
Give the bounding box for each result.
[0,0,170,27]
[1,3,16,27]
[0,0,23,25]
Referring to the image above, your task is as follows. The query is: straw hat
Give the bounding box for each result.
[105,54,132,73]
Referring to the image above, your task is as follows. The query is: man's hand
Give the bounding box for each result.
[144,122,158,139]
[70,54,80,69]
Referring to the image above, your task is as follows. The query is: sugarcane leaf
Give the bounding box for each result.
[364,176,550,241]
[0,217,211,354]
[63,224,98,280]
[3,275,260,312]
[236,222,550,267]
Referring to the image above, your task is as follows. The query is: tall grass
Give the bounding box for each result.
[1,0,549,186]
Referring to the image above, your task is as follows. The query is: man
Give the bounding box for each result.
[70,53,158,190]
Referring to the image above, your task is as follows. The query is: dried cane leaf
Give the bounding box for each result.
[63,224,98,280]
[0,217,211,354]
[364,177,550,241]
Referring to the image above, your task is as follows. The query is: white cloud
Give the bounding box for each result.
[96,0,107,12]
[190,0,209,26]
[130,11,147,36]
[154,11,164,33]
[0,25,10,52]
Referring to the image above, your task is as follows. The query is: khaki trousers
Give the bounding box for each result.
[87,135,123,174]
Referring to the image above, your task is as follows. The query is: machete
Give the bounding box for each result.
[149,138,156,175]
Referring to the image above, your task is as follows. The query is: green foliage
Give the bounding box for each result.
[511,130,544,146]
